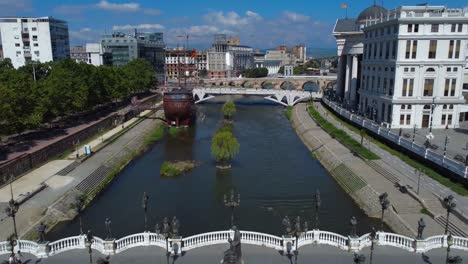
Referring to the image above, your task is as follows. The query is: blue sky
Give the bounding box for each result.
[1,0,467,49]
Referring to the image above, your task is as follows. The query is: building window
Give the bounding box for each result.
[402,79,414,96]
[32,27,37,31]
[444,79,456,97]
[385,42,389,59]
[412,40,417,59]
[448,40,461,59]
[383,78,387,94]
[33,43,38,47]
[400,115,405,125]
[405,40,417,59]
[431,24,439,32]
[451,24,463,33]
[379,42,383,58]
[15,43,20,47]
[423,79,434,96]
[451,24,456,32]
[392,40,397,59]
[389,79,394,96]
[428,40,437,59]
[408,24,419,33]
[405,41,411,59]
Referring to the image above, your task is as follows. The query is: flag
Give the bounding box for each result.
[191,50,198,58]
[341,3,348,8]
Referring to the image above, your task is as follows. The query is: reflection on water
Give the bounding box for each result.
[48,96,384,241]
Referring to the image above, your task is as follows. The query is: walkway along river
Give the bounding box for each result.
[48,96,383,241]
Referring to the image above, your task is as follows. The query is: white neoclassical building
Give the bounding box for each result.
[334,5,468,129]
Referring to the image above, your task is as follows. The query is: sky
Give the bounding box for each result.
[0,0,467,49]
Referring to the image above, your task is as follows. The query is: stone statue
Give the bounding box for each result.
[350,216,358,238]
[38,222,47,243]
[105,218,112,239]
[417,218,426,239]
[162,217,171,237]
[222,226,242,264]
[282,216,291,235]
[86,230,94,243]
[171,216,180,237]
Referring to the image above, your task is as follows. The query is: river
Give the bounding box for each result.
[49,96,383,240]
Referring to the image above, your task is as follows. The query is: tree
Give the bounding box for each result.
[222,101,236,120]
[242,68,268,78]
[211,131,240,169]
[122,58,155,93]
[198,69,208,78]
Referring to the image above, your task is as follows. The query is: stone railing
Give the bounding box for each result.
[322,98,468,179]
[0,230,467,258]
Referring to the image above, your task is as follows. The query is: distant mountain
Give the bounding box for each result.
[307,47,336,58]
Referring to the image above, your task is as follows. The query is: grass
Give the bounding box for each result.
[420,208,432,216]
[160,161,183,177]
[307,103,380,160]
[285,106,293,120]
[144,124,165,145]
[320,103,468,196]
[168,126,182,136]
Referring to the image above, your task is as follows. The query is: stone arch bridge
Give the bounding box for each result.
[201,76,337,92]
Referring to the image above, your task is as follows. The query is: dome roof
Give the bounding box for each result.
[357,5,387,22]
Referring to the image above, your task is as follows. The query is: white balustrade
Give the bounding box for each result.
[452,236,468,250]
[317,231,348,249]
[91,236,105,253]
[17,240,39,254]
[297,231,315,247]
[149,233,167,248]
[49,236,83,256]
[358,233,372,250]
[182,231,231,251]
[424,235,444,251]
[240,231,282,250]
[379,232,414,251]
[0,241,9,255]
[115,233,145,253]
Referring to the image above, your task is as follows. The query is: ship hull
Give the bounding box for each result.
[163,91,196,126]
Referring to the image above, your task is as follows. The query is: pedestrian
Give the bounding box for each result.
[16,251,22,264]
[8,253,14,264]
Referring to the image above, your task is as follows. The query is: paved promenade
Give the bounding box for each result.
[0,107,162,240]
[2,244,467,263]
[314,102,468,233]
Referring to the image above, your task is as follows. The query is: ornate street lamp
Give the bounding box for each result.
[75,197,85,235]
[443,195,456,235]
[155,216,180,256]
[429,98,435,133]
[369,228,377,264]
[444,135,450,157]
[224,189,240,228]
[353,252,366,264]
[446,233,463,264]
[6,235,17,258]
[4,178,20,239]
[378,192,390,230]
[142,192,149,231]
[314,189,321,229]
[85,230,94,264]
[282,216,308,256]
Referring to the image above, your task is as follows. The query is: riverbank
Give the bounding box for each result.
[290,103,443,237]
[1,109,166,240]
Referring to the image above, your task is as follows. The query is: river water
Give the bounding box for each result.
[49,96,383,241]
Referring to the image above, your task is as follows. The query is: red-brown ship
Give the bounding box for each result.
[163,88,196,126]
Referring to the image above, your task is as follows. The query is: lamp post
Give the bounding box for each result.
[443,195,456,235]
[290,216,308,257]
[350,216,358,238]
[369,228,377,264]
[6,235,17,259]
[85,230,94,264]
[412,124,416,143]
[429,98,435,133]
[378,192,390,230]
[142,192,149,231]
[314,189,321,229]
[75,197,85,235]
[155,216,180,257]
[445,233,463,264]
[5,178,19,239]
[223,189,240,228]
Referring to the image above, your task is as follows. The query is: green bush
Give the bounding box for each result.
[307,104,379,160]
[144,124,164,145]
[285,106,293,120]
[160,162,182,177]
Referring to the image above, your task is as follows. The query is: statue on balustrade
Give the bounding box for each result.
[417,218,426,239]
[222,226,242,264]
[38,222,47,243]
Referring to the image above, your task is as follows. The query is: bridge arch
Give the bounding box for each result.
[261,81,273,89]
[280,81,295,90]
[302,81,320,92]
[242,80,253,88]
[229,81,236,87]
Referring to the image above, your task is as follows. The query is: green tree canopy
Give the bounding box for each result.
[211,131,240,164]
[222,100,236,119]
[242,68,268,78]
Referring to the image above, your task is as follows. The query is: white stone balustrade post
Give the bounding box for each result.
[103,240,116,255]
[282,236,294,255]
[442,235,448,248]
[348,236,360,251]
[143,232,150,245]
[376,232,386,245]
[414,239,426,252]
[36,242,50,258]
[168,237,182,256]
[79,235,87,248]
[312,230,320,244]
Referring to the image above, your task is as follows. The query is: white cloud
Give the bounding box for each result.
[0,0,33,15]
[112,24,165,31]
[80,28,92,32]
[95,0,140,13]
[246,10,261,20]
[203,10,261,27]
[283,11,310,22]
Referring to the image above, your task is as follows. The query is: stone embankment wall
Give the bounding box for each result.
[291,104,415,237]
[21,110,165,240]
[0,95,160,186]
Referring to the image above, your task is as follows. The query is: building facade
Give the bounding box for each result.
[292,45,307,63]
[101,31,165,80]
[0,17,70,68]
[207,34,253,79]
[334,5,468,129]
[195,51,207,72]
[165,48,197,81]
[70,45,87,63]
